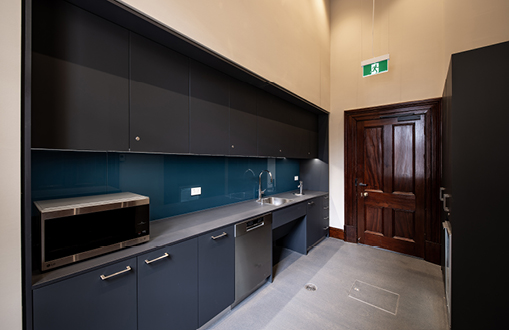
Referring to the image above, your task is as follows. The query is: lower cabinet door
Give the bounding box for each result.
[306,197,325,251]
[33,258,137,330]
[198,226,235,327]
[137,238,198,330]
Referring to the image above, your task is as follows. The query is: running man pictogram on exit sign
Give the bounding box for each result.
[362,54,389,77]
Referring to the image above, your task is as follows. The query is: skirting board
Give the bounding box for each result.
[329,227,344,240]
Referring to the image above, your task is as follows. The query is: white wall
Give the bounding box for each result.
[0,0,22,329]
[118,0,331,110]
[329,0,509,230]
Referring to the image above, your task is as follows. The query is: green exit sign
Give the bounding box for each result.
[362,54,389,77]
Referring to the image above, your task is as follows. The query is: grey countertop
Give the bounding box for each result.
[32,190,328,288]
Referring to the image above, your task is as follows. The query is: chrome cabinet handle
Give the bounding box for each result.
[211,232,228,240]
[443,194,451,212]
[440,187,446,201]
[100,266,131,280]
[323,226,329,230]
[145,253,169,265]
[324,206,329,210]
[362,192,368,197]
[308,201,315,205]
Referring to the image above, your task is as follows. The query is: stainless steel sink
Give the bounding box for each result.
[257,197,292,206]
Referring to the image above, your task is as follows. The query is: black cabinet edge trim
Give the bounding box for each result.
[22,0,33,329]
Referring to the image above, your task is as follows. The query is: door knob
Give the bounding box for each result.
[362,192,368,197]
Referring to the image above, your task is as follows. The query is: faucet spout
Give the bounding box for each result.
[258,170,273,202]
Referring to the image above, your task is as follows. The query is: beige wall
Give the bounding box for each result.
[118,0,331,110]
[0,0,22,329]
[329,0,509,229]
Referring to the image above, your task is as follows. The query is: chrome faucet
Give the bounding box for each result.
[257,170,273,201]
[294,180,304,196]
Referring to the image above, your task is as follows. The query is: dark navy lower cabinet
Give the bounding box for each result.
[306,196,328,251]
[33,258,137,330]
[137,239,198,330]
[198,226,235,327]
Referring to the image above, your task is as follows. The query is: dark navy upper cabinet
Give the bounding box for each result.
[257,92,291,157]
[198,226,235,327]
[257,91,318,159]
[32,0,129,151]
[33,258,137,330]
[229,81,258,156]
[137,239,198,330]
[190,60,230,155]
[130,33,189,154]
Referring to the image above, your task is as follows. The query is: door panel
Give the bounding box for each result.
[393,210,415,241]
[357,115,425,257]
[365,206,383,234]
[393,125,415,193]
[364,127,384,190]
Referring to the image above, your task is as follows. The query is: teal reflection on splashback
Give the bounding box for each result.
[32,150,300,220]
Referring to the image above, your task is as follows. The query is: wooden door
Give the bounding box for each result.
[356,115,425,257]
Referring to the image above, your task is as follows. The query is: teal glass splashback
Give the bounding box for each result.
[32,150,300,220]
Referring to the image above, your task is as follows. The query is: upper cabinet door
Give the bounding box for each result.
[229,82,258,156]
[293,105,319,159]
[257,92,289,157]
[130,33,189,153]
[32,0,129,151]
[257,91,318,159]
[189,60,230,155]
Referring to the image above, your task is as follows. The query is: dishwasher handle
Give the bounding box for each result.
[246,221,265,232]
[235,214,272,237]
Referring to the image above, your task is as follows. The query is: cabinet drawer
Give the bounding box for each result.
[272,202,307,229]
[323,195,329,217]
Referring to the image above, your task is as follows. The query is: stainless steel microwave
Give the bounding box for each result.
[34,192,150,271]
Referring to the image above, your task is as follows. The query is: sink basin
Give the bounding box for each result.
[257,197,292,206]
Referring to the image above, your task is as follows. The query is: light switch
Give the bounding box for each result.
[294,176,299,181]
[191,187,201,196]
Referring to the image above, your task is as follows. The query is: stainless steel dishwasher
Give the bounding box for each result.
[233,213,272,307]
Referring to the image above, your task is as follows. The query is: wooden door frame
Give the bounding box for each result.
[344,98,442,264]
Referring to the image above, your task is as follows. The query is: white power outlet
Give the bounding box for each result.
[294,176,299,181]
[191,187,201,196]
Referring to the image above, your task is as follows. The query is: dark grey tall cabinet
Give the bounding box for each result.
[441,41,509,330]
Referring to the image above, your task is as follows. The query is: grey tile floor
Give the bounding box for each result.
[208,238,448,330]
